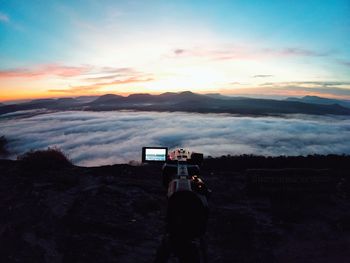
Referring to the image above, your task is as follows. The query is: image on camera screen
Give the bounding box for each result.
[143,147,167,162]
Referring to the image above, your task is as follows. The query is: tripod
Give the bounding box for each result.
[154,233,208,263]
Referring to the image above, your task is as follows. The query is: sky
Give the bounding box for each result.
[0,0,350,101]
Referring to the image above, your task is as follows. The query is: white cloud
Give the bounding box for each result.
[0,12,9,23]
[1,111,350,166]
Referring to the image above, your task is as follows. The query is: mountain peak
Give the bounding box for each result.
[179,91,195,95]
[159,92,177,96]
[127,93,152,98]
[303,95,323,99]
[99,93,122,98]
[91,94,124,104]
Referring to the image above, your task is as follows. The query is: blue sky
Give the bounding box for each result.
[0,0,350,101]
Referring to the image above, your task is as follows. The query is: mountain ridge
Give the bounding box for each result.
[286,95,350,109]
[1,91,350,116]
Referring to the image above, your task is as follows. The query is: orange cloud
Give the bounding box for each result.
[0,64,92,79]
[0,63,155,101]
[48,76,154,93]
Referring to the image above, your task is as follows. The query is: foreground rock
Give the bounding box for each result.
[0,158,349,263]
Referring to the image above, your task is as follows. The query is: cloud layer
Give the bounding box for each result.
[1,111,350,166]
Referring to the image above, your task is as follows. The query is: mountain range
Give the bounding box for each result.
[286,95,350,109]
[1,92,350,116]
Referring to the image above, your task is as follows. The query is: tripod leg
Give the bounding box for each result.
[177,241,200,263]
[154,235,171,263]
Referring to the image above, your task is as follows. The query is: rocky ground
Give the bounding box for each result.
[0,158,350,263]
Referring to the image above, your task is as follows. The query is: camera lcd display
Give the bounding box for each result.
[142,147,168,162]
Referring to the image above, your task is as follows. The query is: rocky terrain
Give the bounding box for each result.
[1,156,350,263]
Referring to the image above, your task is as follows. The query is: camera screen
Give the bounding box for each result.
[142,147,168,162]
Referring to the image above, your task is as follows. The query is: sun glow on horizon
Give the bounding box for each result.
[1,1,350,102]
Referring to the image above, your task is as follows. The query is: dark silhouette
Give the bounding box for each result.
[286,95,350,109]
[17,147,73,170]
[0,152,349,262]
[203,154,350,171]
[154,149,210,263]
[0,135,8,156]
[2,91,350,116]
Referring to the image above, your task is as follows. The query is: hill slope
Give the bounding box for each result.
[1,156,350,262]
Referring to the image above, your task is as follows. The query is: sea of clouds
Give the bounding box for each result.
[1,110,350,166]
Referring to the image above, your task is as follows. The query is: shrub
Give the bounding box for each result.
[17,147,73,169]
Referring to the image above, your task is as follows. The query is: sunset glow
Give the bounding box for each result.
[1,0,350,101]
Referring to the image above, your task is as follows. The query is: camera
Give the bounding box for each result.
[143,147,210,262]
[142,147,210,239]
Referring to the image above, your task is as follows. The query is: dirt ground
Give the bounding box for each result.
[0,159,349,262]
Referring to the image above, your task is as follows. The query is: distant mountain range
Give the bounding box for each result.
[1,92,350,116]
[286,95,350,109]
